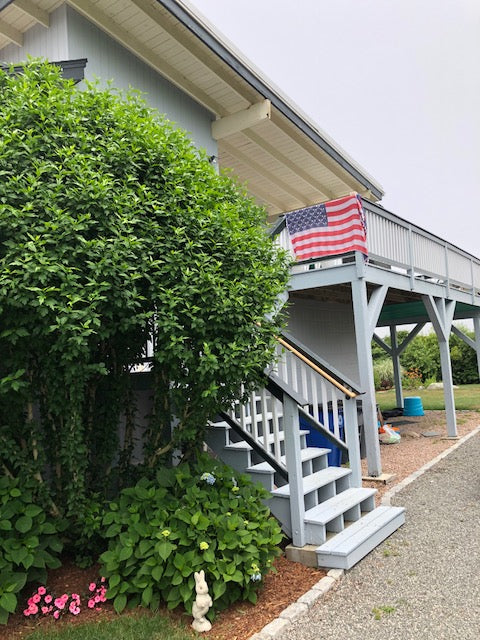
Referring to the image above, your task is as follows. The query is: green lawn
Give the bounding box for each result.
[376,384,480,411]
[24,612,195,640]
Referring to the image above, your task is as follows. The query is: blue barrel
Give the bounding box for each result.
[404,396,424,416]
[300,409,344,467]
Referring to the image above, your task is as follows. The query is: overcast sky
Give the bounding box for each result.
[189,0,480,258]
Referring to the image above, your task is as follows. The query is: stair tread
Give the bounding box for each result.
[224,429,309,452]
[272,467,351,498]
[316,506,405,555]
[247,448,331,474]
[304,488,377,524]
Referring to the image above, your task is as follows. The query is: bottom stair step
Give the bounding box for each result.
[315,505,406,570]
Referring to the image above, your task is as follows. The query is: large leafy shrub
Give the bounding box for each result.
[0,477,64,624]
[0,61,289,519]
[99,456,283,616]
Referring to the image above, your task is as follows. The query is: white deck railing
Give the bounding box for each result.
[273,200,480,296]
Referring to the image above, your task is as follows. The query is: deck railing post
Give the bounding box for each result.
[343,397,362,487]
[282,393,305,547]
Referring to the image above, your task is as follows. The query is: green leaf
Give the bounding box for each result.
[105,523,122,538]
[15,516,32,534]
[109,574,121,589]
[156,540,175,561]
[0,607,9,625]
[118,546,133,562]
[113,593,127,614]
[24,505,42,518]
[152,565,163,582]
[0,593,17,614]
[213,581,226,599]
[141,585,153,606]
[9,548,28,566]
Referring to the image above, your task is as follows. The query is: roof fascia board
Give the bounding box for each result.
[0,0,15,12]
[156,0,384,200]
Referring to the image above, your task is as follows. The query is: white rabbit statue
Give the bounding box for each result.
[191,569,213,632]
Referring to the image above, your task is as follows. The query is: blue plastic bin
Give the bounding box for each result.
[300,408,344,467]
[404,396,424,416]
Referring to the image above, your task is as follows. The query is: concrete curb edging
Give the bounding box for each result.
[248,569,344,640]
[381,424,480,505]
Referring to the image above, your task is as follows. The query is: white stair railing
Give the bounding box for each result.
[221,333,362,487]
[272,333,363,486]
[225,385,285,468]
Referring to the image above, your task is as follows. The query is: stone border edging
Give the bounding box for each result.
[248,569,344,640]
[381,424,480,505]
[247,423,480,640]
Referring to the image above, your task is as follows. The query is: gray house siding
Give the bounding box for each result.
[287,297,360,386]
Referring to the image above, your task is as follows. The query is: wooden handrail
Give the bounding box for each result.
[276,335,358,399]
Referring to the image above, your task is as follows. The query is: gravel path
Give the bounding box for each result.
[282,431,480,640]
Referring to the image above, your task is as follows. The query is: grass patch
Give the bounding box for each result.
[24,612,194,640]
[372,605,397,620]
[376,384,480,411]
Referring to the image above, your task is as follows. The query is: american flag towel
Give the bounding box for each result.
[285,194,368,261]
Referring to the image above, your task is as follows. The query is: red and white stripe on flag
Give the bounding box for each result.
[285,194,368,261]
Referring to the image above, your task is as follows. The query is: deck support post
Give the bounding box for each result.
[373,323,427,409]
[423,296,457,437]
[283,394,305,547]
[389,326,403,409]
[344,397,362,487]
[474,316,480,380]
[351,278,387,477]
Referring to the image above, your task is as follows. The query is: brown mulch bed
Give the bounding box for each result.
[2,410,478,639]
[0,555,325,640]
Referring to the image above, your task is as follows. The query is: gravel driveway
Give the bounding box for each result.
[282,431,480,640]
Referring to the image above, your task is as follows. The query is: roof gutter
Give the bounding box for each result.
[156,0,384,200]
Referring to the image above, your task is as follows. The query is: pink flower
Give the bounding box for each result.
[61,594,69,602]
[23,609,31,617]
[44,595,52,604]
[89,582,96,592]
[53,610,60,620]
[41,606,50,615]
[72,606,80,615]
[32,594,41,604]
[101,576,106,582]
[28,604,38,615]
[54,598,65,610]
[88,599,95,609]
[38,586,47,596]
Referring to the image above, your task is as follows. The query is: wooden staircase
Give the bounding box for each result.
[205,335,405,570]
